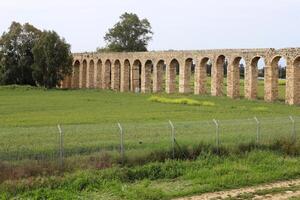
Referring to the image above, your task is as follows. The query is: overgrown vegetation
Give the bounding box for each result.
[2,147,300,199]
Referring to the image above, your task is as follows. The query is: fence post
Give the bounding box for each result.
[213,119,220,151]
[254,117,260,144]
[57,124,64,168]
[168,120,175,159]
[117,123,125,164]
[289,116,296,142]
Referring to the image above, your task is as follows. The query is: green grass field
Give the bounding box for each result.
[0,82,293,127]
[0,85,300,199]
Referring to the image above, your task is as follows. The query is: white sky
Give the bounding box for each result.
[1,0,299,53]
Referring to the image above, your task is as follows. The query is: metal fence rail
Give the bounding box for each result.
[0,116,298,168]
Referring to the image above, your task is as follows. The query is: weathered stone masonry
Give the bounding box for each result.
[61,48,300,105]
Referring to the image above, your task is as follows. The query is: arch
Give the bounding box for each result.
[166,59,180,93]
[153,60,166,93]
[96,60,102,89]
[121,59,130,92]
[88,60,95,88]
[72,60,80,88]
[81,60,87,88]
[211,55,226,96]
[265,56,286,102]
[180,58,194,93]
[142,60,154,93]
[132,60,142,92]
[227,56,245,99]
[112,60,121,91]
[103,59,112,89]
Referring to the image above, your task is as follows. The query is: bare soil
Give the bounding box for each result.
[176,179,300,200]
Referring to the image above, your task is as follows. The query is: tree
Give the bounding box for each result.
[0,22,41,85]
[32,31,73,88]
[103,12,153,52]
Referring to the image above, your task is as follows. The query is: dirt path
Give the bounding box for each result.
[175,179,300,200]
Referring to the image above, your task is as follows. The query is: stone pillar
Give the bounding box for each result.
[264,58,278,102]
[166,60,177,94]
[80,61,87,89]
[111,61,120,91]
[102,61,111,89]
[141,61,152,93]
[244,58,258,100]
[120,60,130,92]
[131,61,141,92]
[87,61,95,89]
[65,75,72,88]
[211,57,224,96]
[227,58,240,99]
[194,58,207,95]
[179,60,191,93]
[153,61,164,93]
[71,64,80,89]
[79,62,83,88]
[286,57,300,105]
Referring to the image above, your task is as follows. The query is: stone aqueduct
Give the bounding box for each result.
[61,48,300,105]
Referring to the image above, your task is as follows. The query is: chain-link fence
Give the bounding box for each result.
[0,116,299,178]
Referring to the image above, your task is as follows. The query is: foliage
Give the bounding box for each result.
[103,12,153,52]
[0,22,41,85]
[2,150,300,199]
[32,31,73,88]
[0,22,72,88]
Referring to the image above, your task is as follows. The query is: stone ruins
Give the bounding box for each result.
[61,48,300,105]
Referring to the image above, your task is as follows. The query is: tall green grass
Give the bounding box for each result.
[2,147,300,200]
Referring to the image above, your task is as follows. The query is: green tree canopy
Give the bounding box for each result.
[32,31,73,88]
[103,12,153,52]
[0,22,41,85]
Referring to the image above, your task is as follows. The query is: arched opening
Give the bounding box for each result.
[287,56,300,104]
[167,59,180,93]
[88,60,95,88]
[103,60,111,89]
[255,57,266,99]
[227,57,245,98]
[153,60,166,93]
[72,60,80,88]
[195,57,211,95]
[211,55,226,96]
[121,59,130,92]
[251,57,266,100]
[96,60,102,89]
[239,58,246,97]
[81,60,87,88]
[180,58,194,93]
[112,60,121,91]
[265,56,286,101]
[142,60,153,93]
[132,60,142,92]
